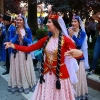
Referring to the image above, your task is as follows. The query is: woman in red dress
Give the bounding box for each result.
[4,14,83,100]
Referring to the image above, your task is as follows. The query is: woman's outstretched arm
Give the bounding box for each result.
[4,36,48,53]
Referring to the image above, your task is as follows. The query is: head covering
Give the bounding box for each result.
[72,15,85,32]
[48,14,69,37]
[3,15,11,22]
[48,14,59,19]
[58,16,69,37]
[18,14,29,28]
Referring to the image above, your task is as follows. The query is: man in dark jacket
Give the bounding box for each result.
[1,15,16,75]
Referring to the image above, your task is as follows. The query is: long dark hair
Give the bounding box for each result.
[52,19,61,31]
[40,18,62,89]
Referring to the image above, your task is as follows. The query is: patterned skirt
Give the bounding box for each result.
[74,61,88,100]
[8,51,36,94]
[31,72,75,100]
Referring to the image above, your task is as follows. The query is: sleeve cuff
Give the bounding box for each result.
[75,54,83,59]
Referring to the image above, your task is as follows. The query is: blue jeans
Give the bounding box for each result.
[92,35,100,70]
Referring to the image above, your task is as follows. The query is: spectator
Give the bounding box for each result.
[37,17,41,29]
[85,18,89,39]
[1,15,16,75]
[88,17,97,40]
[88,12,100,75]
[38,14,44,29]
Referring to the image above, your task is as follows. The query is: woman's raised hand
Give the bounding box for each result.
[4,42,15,49]
[68,27,74,37]
[17,28,21,35]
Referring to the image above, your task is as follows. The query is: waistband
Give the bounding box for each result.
[45,62,65,68]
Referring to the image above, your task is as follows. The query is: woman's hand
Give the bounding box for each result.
[68,27,74,37]
[17,28,23,38]
[17,28,21,35]
[65,49,83,58]
[4,42,15,49]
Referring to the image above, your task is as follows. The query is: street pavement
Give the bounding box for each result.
[0,61,40,100]
[0,61,100,100]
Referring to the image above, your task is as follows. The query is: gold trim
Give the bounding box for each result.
[44,67,48,73]
[45,62,65,68]
[59,72,63,76]
[44,37,58,65]
[61,36,64,46]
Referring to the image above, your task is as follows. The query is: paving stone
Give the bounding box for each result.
[0,61,100,100]
[88,87,100,96]
[91,97,100,100]
[0,76,27,100]
[95,94,100,100]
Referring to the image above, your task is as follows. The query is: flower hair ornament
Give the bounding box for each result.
[48,14,59,19]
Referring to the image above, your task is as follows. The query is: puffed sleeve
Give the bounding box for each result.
[14,36,48,53]
[10,26,16,40]
[72,31,86,47]
[64,36,83,59]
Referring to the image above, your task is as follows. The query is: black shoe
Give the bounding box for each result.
[2,71,9,75]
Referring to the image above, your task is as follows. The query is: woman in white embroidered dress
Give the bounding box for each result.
[8,15,36,94]
[68,16,89,100]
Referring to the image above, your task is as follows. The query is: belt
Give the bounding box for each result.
[45,62,65,68]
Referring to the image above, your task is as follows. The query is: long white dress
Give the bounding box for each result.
[8,29,36,94]
[72,31,88,99]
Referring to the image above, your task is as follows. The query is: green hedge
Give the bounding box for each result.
[35,29,48,40]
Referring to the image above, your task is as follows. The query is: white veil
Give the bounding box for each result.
[18,14,29,28]
[58,16,79,84]
[77,16,90,69]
